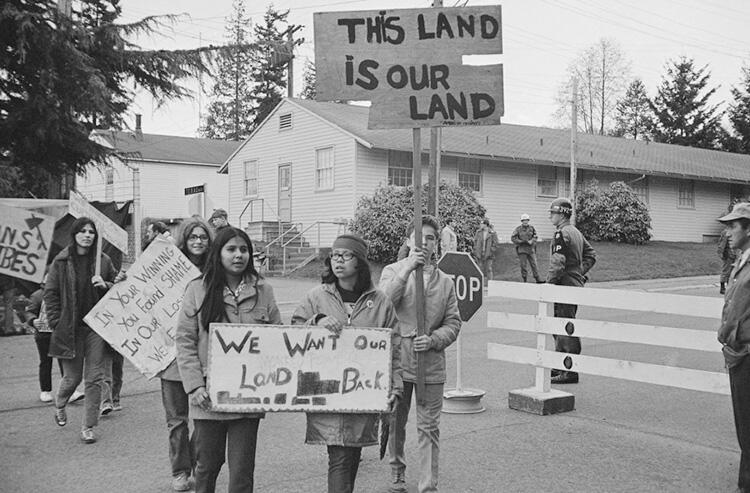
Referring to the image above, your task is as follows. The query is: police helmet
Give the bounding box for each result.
[520,213,530,221]
[549,198,573,216]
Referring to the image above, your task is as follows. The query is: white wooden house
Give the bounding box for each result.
[219,97,750,249]
[78,125,239,221]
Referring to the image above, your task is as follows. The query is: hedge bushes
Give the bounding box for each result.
[575,179,651,244]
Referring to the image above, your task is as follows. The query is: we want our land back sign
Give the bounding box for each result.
[84,238,201,379]
[207,324,392,413]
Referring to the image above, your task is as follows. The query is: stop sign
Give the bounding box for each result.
[437,252,483,322]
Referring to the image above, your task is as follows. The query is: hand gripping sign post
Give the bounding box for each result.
[437,252,486,413]
[68,190,129,275]
[84,237,201,379]
[315,4,503,404]
[0,204,55,283]
[206,324,392,413]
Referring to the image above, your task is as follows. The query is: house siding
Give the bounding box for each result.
[228,101,355,247]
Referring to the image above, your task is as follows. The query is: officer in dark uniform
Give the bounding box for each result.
[547,197,597,384]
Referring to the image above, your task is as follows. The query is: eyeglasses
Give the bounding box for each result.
[330,252,354,262]
[188,234,209,242]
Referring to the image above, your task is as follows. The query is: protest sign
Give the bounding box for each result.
[314,6,503,128]
[0,204,55,283]
[84,237,201,379]
[207,324,392,413]
[68,190,129,253]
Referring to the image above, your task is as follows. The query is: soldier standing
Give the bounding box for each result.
[511,214,543,283]
[547,198,596,384]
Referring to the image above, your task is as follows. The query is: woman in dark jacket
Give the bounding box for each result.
[45,217,116,444]
[292,234,402,493]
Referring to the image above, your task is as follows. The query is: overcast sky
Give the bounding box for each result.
[119,0,750,138]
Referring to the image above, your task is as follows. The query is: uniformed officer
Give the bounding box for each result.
[511,213,543,283]
[547,198,597,384]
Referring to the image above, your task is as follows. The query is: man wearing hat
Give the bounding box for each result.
[547,198,596,384]
[511,213,543,283]
[209,209,230,231]
[717,202,750,492]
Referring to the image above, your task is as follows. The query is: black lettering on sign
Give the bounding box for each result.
[296,371,340,396]
[215,329,260,354]
[342,368,385,394]
[283,331,328,357]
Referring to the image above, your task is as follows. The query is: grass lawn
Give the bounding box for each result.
[291,240,724,283]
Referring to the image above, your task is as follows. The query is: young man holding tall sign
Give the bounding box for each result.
[380,216,461,493]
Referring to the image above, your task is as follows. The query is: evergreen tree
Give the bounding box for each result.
[299,59,317,100]
[199,0,255,140]
[1,0,217,192]
[248,6,302,130]
[612,79,652,139]
[648,57,724,149]
[723,63,750,154]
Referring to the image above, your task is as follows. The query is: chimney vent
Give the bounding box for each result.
[135,114,143,140]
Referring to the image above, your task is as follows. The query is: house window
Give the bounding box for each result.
[315,147,334,190]
[678,180,694,208]
[537,167,558,197]
[105,167,114,201]
[279,113,292,130]
[630,177,649,204]
[458,158,482,193]
[388,151,412,187]
[244,160,258,197]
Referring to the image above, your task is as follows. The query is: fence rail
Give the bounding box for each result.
[486,281,728,402]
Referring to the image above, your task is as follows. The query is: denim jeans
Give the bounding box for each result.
[730,356,750,490]
[192,418,259,493]
[101,344,123,405]
[56,326,108,428]
[327,445,361,493]
[161,379,192,477]
[389,381,444,493]
[34,332,63,392]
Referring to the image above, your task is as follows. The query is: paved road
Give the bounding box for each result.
[0,276,740,492]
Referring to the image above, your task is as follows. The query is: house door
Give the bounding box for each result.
[278,164,292,223]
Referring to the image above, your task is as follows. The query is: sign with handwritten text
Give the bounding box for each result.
[68,190,129,253]
[207,324,393,413]
[0,204,55,283]
[83,237,201,379]
[314,6,503,128]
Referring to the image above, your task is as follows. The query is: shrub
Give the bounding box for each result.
[349,182,486,263]
[575,179,651,244]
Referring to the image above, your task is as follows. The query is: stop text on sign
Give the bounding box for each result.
[314,6,503,129]
[445,273,481,303]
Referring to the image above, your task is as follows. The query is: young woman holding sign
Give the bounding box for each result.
[44,217,116,444]
[176,227,281,493]
[291,234,402,493]
[157,217,213,492]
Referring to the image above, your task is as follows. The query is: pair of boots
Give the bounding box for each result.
[522,276,545,284]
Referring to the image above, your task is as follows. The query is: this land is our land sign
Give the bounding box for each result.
[314,5,503,129]
[0,204,55,283]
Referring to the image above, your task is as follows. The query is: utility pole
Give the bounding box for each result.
[287,31,294,98]
[570,77,578,226]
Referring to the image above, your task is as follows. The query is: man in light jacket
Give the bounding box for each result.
[380,215,462,493]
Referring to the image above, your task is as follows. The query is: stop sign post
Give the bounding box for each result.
[438,252,486,413]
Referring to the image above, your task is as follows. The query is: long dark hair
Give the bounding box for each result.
[198,227,258,329]
[69,216,98,260]
[321,251,373,296]
[176,217,213,271]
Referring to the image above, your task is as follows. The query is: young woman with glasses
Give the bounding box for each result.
[291,234,403,493]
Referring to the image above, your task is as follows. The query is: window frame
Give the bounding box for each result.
[314,146,335,191]
[387,150,413,187]
[243,160,259,198]
[677,179,695,209]
[457,157,482,194]
[537,166,559,198]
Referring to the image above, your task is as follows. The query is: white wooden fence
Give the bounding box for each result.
[486,281,729,397]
